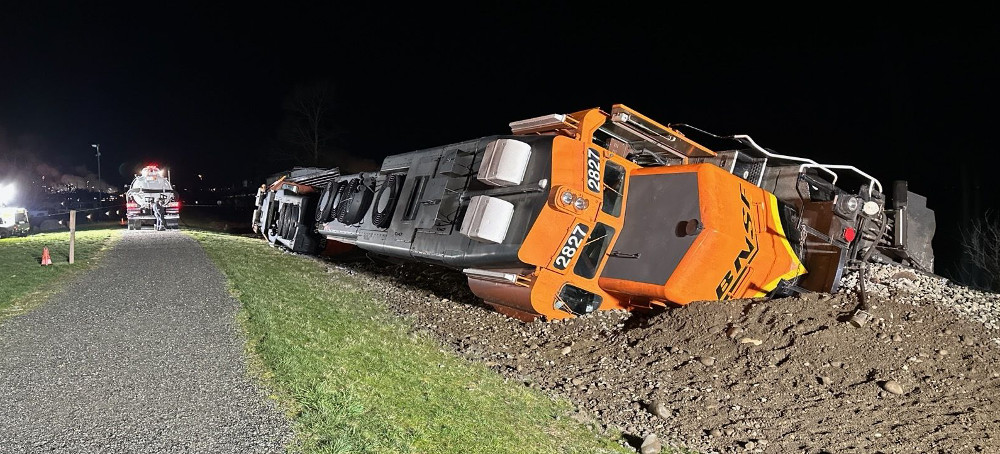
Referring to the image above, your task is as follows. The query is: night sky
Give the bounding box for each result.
[2,6,998,273]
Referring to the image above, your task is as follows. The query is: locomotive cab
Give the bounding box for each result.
[509,121,805,320]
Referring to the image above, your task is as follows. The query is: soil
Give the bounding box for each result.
[329,257,1000,453]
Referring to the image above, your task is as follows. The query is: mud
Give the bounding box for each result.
[332,257,1000,453]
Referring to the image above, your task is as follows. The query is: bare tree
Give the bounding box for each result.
[960,212,1000,292]
[279,81,337,166]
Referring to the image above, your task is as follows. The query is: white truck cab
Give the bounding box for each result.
[0,207,30,238]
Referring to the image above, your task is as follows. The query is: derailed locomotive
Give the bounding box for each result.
[252,104,934,321]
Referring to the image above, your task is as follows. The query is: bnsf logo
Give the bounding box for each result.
[715,187,760,299]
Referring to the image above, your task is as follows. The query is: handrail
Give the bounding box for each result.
[732,134,840,183]
[798,164,883,197]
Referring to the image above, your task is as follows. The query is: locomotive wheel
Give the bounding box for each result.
[371,174,405,229]
[261,191,277,235]
[278,204,289,238]
[287,204,300,237]
[282,204,295,238]
[283,204,292,238]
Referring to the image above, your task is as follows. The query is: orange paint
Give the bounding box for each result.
[505,109,804,320]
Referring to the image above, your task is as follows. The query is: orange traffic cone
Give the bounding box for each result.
[41,247,53,266]
[120,218,126,226]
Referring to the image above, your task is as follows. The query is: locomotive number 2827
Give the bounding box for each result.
[585,148,601,193]
[553,223,590,270]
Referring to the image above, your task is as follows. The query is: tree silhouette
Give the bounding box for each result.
[278,81,337,166]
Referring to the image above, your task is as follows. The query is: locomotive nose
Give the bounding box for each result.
[598,164,804,304]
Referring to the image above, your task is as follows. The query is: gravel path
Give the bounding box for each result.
[0,230,290,453]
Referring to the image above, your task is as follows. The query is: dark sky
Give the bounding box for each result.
[1,6,998,271]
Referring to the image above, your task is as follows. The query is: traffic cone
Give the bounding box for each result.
[41,247,52,266]
[120,218,126,226]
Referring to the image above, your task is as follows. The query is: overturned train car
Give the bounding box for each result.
[252,104,935,321]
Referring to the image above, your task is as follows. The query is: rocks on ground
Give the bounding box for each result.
[327,258,1000,453]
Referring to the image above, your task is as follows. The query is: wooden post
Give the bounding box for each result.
[69,210,76,264]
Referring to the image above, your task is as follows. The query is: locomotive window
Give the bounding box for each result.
[573,222,615,279]
[601,162,625,216]
[555,284,603,314]
[591,127,613,149]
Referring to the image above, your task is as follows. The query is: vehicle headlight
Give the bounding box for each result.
[573,197,589,210]
[560,191,574,205]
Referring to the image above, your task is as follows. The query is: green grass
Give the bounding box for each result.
[190,231,631,454]
[0,228,120,320]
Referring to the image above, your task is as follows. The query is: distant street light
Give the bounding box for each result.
[92,144,101,183]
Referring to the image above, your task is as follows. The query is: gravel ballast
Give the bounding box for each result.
[0,230,290,453]
[331,258,1000,453]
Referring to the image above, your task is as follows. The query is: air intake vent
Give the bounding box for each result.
[477,139,531,187]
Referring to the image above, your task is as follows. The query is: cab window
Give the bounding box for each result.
[601,162,625,216]
[574,222,615,279]
[556,284,603,314]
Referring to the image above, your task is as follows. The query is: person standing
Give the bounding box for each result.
[153,197,166,231]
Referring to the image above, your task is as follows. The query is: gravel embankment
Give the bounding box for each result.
[329,258,1000,453]
[0,230,290,453]
[842,262,1000,335]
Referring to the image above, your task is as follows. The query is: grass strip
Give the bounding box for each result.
[190,231,630,454]
[0,228,120,321]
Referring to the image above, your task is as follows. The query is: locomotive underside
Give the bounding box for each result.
[253,104,935,321]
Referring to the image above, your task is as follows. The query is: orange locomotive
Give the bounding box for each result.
[253,104,934,321]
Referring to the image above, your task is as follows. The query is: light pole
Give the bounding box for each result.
[91,144,101,183]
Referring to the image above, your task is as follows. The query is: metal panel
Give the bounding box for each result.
[380,150,421,174]
[601,173,701,285]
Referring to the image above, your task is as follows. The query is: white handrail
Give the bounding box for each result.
[732,134,840,183]
[734,134,882,197]
[798,164,883,197]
